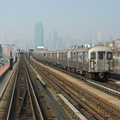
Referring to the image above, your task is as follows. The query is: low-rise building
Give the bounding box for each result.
[2,44,16,58]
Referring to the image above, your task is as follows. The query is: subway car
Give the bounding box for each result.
[32,46,113,81]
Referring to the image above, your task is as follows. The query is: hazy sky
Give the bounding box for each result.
[0,0,120,44]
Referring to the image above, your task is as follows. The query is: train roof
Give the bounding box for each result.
[33,46,112,54]
[58,48,72,52]
[88,46,113,52]
[71,47,88,52]
[72,46,112,52]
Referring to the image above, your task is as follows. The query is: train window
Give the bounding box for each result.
[60,53,62,59]
[98,52,104,60]
[85,52,88,61]
[107,52,112,60]
[63,53,65,60]
[73,53,76,60]
[79,53,83,60]
[91,53,96,59]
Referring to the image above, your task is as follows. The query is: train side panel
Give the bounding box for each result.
[59,51,68,68]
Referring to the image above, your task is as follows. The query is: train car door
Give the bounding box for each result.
[83,52,85,70]
[98,52,105,71]
[76,52,78,68]
[90,52,96,71]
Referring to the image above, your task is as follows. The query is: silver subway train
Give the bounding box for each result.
[32,46,113,81]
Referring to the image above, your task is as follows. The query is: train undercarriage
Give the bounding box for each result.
[62,66,109,81]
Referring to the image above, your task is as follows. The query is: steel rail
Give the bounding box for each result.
[36,66,105,120]
[52,72,120,116]
[24,59,44,120]
[17,89,27,117]
[32,55,120,98]
[29,54,120,119]
[33,60,120,119]
[6,61,19,120]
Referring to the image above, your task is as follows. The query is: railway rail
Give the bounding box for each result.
[0,61,18,120]
[26,58,72,120]
[29,54,120,120]
[9,55,45,120]
[34,56,120,100]
[0,55,61,120]
[53,65,120,96]
[0,55,43,119]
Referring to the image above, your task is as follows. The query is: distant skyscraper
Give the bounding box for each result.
[98,31,102,43]
[34,23,44,49]
[53,31,58,50]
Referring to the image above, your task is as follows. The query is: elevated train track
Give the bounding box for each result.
[0,52,119,120]
[0,55,60,120]
[29,54,120,120]
[34,54,120,99]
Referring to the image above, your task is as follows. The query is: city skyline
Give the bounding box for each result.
[0,28,116,51]
[0,1,120,50]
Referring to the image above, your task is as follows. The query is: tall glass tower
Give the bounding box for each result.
[34,23,44,50]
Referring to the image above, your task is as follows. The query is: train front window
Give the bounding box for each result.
[107,52,112,60]
[98,52,104,60]
[91,52,96,59]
